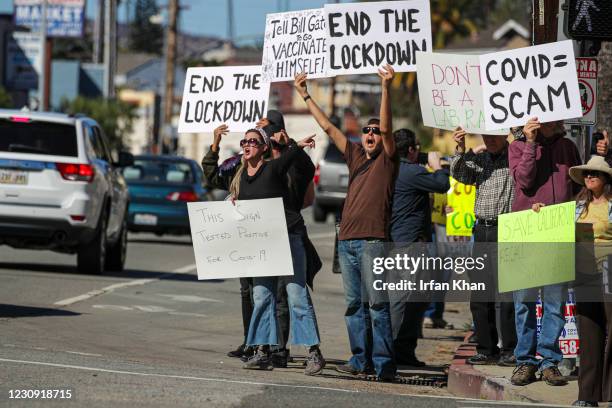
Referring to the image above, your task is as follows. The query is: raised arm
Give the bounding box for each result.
[201,124,235,190]
[509,118,540,190]
[294,73,347,154]
[378,64,395,157]
[449,127,481,185]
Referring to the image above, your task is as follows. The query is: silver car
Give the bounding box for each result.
[312,141,350,222]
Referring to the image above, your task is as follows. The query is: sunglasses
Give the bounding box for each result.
[240,138,264,148]
[362,126,381,135]
[584,171,604,179]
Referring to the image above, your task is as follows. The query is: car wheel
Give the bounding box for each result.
[313,203,327,223]
[105,216,128,272]
[77,209,107,275]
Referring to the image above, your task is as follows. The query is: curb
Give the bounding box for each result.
[447,342,540,404]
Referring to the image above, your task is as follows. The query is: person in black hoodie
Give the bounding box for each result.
[202,125,325,375]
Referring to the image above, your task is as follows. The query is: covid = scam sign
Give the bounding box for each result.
[14,0,85,38]
[566,57,598,125]
[187,198,294,280]
[324,0,432,76]
[416,52,507,135]
[481,40,582,130]
[446,177,476,237]
[178,66,271,133]
[262,8,328,82]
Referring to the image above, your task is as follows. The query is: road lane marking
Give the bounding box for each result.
[159,294,222,303]
[0,357,358,394]
[53,263,197,307]
[65,351,103,357]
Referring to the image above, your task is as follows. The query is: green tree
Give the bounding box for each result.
[129,0,163,55]
[0,87,13,108]
[61,97,137,151]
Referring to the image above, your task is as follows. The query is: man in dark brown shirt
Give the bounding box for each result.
[294,65,398,380]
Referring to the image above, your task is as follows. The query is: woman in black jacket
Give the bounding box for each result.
[202,125,325,376]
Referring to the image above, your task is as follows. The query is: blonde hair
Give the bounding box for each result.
[229,157,245,198]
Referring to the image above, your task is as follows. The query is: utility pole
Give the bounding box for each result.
[227,0,234,43]
[93,0,104,64]
[103,0,117,97]
[38,0,48,111]
[532,0,560,45]
[163,0,179,153]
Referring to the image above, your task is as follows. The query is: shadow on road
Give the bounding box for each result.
[0,304,81,318]
[128,238,193,247]
[0,262,222,283]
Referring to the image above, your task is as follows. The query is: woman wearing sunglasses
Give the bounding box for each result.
[202,125,326,376]
[569,156,612,407]
[535,155,612,406]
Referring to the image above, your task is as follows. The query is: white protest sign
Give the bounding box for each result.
[480,40,582,130]
[416,52,507,135]
[178,66,270,133]
[325,0,432,76]
[187,198,294,280]
[262,8,328,82]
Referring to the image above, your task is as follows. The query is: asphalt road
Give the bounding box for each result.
[0,211,561,408]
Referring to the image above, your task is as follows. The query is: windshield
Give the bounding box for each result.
[122,160,194,184]
[0,120,78,156]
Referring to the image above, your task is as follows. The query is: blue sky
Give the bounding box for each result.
[0,0,353,40]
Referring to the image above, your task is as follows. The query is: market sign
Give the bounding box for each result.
[14,0,86,38]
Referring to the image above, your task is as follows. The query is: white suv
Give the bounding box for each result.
[0,110,133,274]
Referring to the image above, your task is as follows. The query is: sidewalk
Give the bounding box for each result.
[448,341,579,406]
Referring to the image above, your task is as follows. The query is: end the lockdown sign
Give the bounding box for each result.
[178,66,270,133]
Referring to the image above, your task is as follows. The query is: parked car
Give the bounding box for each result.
[0,110,133,274]
[312,140,352,222]
[122,155,211,235]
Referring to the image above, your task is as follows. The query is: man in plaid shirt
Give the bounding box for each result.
[449,127,517,366]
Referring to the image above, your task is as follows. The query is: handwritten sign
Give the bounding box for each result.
[324,0,432,76]
[497,201,576,292]
[480,40,582,129]
[262,8,328,82]
[416,52,506,135]
[446,177,476,237]
[178,66,270,133]
[187,198,294,280]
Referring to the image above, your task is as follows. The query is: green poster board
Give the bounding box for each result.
[497,201,576,292]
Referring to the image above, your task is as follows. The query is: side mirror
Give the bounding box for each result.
[116,151,134,167]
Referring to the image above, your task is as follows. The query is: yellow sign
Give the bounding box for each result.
[431,192,447,225]
[446,177,476,237]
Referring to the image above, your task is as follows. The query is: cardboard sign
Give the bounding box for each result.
[324,0,432,76]
[497,201,576,293]
[446,177,476,237]
[566,57,598,125]
[178,66,270,133]
[481,40,582,129]
[187,198,294,280]
[416,52,507,135]
[262,8,328,82]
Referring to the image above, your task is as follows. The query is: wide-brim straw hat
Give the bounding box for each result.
[569,155,612,185]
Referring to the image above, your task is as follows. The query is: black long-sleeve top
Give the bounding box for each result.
[201,141,310,233]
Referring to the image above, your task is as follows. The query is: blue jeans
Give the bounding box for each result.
[246,233,320,347]
[513,284,566,370]
[338,239,396,377]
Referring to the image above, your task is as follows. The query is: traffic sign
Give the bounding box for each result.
[566,57,597,125]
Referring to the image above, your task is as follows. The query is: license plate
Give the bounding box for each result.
[134,214,158,226]
[0,169,28,185]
